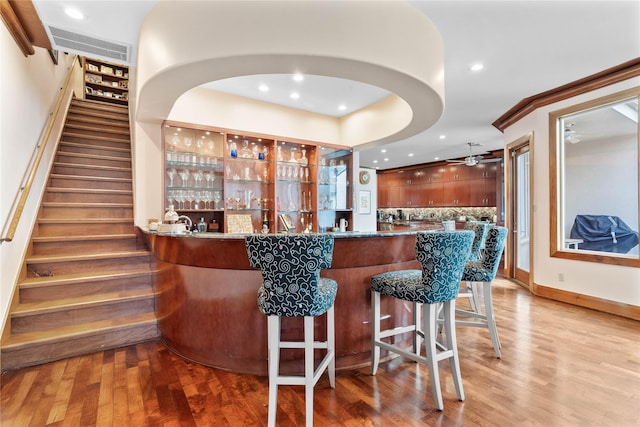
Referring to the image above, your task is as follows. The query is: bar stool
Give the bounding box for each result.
[455,226,508,358]
[245,234,337,427]
[370,230,474,410]
[459,222,490,311]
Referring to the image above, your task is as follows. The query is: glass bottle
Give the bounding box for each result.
[300,149,308,166]
[197,217,207,232]
[164,204,178,224]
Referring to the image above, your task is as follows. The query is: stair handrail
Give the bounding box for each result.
[1,55,81,243]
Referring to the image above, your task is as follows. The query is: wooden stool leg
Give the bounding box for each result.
[304,316,315,427]
[267,316,280,427]
[423,303,443,410]
[371,291,381,375]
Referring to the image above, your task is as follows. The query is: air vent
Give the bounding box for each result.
[47,25,130,64]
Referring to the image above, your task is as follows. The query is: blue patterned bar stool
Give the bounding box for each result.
[245,234,337,427]
[459,222,490,311]
[370,230,474,410]
[456,226,508,358]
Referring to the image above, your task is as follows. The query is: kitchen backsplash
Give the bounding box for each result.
[378,207,497,222]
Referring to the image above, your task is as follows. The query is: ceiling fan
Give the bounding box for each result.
[447,142,502,167]
[564,123,581,144]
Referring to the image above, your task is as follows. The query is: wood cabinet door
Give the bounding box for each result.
[442,180,470,206]
[443,164,471,182]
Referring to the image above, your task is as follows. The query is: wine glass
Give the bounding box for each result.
[183,137,193,151]
[179,169,190,187]
[167,168,177,187]
[186,190,196,210]
[175,190,185,210]
[194,170,204,188]
[213,191,222,209]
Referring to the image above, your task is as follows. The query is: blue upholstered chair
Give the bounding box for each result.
[245,234,337,427]
[459,222,490,311]
[455,226,508,358]
[370,230,474,410]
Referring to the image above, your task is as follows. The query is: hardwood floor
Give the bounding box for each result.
[2,278,639,426]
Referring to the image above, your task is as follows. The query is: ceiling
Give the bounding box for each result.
[32,1,640,170]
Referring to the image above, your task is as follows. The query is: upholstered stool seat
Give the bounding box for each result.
[370,230,474,410]
[246,234,337,427]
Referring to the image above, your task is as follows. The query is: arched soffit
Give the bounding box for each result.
[135,0,444,148]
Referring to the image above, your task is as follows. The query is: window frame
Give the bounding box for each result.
[549,87,640,267]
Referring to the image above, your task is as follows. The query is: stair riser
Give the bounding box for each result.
[40,206,133,219]
[0,323,158,371]
[27,256,152,277]
[59,144,130,159]
[36,222,135,236]
[12,298,155,334]
[55,153,131,169]
[31,238,139,256]
[53,164,132,179]
[70,102,128,114]
[48,177,132,191]
[61,134,130,149]
[65,115,129,129]
[20,275,153,303]
[43,191,133,204]
[64,125,129,138]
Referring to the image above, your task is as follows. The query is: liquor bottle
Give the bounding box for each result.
[262,212,270,233]
[197,217,207,232]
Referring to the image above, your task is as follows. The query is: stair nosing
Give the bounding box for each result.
[61,132,130,144]
[56,151,132,163]
[0,313,157,350]
[46,187,132,195]
[64,124,130,136]
[59,140,131,154]
[38,218,133,224]
[53,162,131,172]
[41,201,133,208]
[12,290,156,317]
[32,233,137,242]
[50,173,132,183]
[27,250,151,264]
[19,268,157,288]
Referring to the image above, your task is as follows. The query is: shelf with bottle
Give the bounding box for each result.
[83,57,129,105]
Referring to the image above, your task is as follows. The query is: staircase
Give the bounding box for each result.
[1,99,159,371]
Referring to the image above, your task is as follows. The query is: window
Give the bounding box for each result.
[550,87,639,267]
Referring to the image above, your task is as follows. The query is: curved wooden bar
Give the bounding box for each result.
[143,231,422,375]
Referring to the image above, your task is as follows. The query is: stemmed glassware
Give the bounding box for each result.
[183,137,193,151]
[167,168,177,187]
[194,170,204,188]
[204,171,215,188]
[186,190,196,210]
[175,190,185,210]
[213,191,222,209]
[179,169,190,187]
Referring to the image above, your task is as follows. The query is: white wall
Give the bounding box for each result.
[503,78,640,306]
[0,25,77,337]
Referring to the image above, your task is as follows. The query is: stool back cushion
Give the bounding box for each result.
[463,226,508,282]
[245,234,334,316]
[465,222,489,261]
[416,230,474,303]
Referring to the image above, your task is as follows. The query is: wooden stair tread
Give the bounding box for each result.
[61,131,129,144]
[31,233,136,242]
[46,187,133,195]
[71,98,128,112]
[38,218,133,224]
[67,109,128,123]
[50,173,132,183]
[64,114,130,129]
[26,250,151,264]
[12,289,155,317]
[55,151,132,163]
[19,268,156,288]
[59,140,131,154]
[64,123,130,136]
[53,161,131,172]
[41,201,132,208]
[1,312,157,349]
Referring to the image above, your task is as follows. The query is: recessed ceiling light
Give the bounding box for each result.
[293,73,304,82]
[470,63,484,72]
[381,149,387,153]
[408,153,414,157]
[177,128,182,131]
[258,84,269,92]
[439,135,446,140]
[383,158,389,162]
[373,160,378,164]
[64,7,84,20]
[290,92,300,99]
[338,105,347,111]
[205,131,210,135]
[434,157,440,160]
